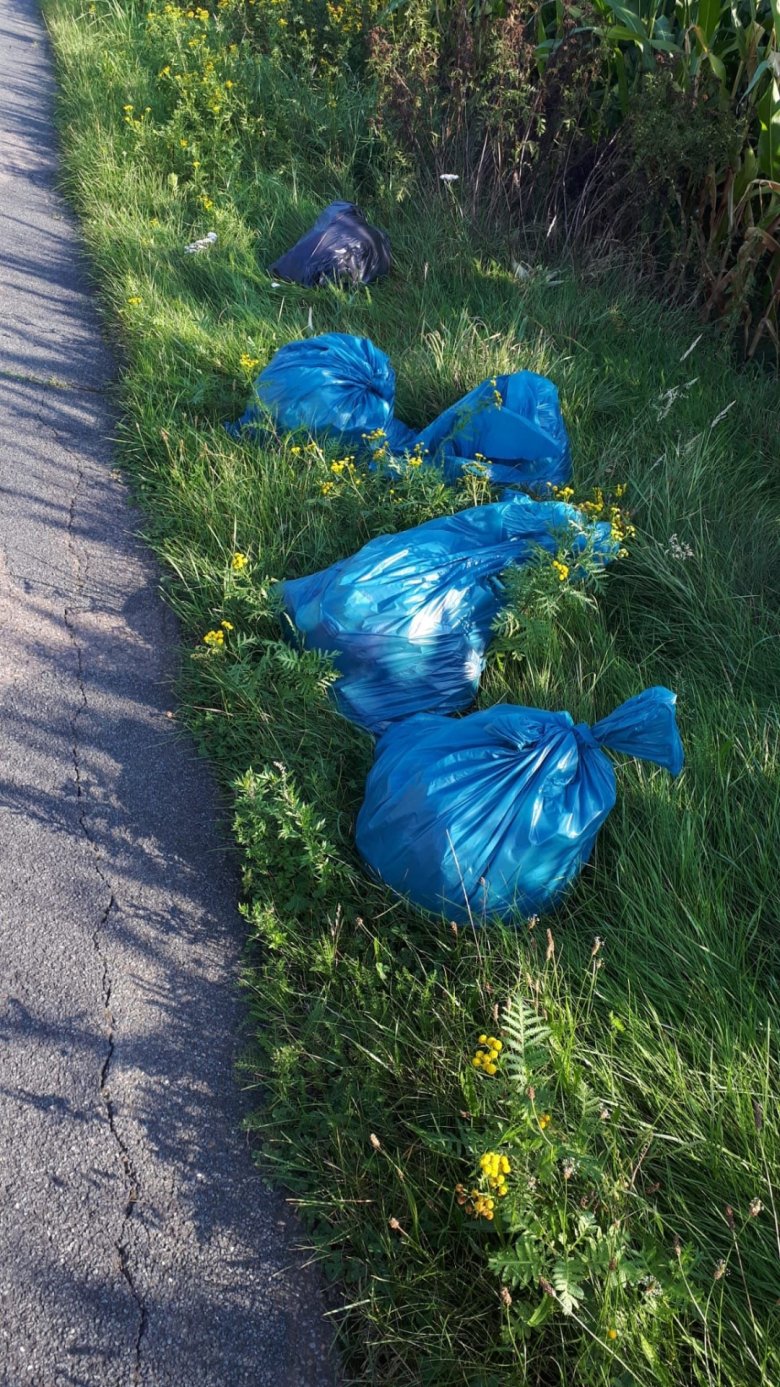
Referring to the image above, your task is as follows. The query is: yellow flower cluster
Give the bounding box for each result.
[480,1151,511,1195]
[551,558,569,582]
[122,102,152,130]
[608,506,636,553]
[551,483,636,558]
[325,0,364,34]
[231,552,248,572]
[321,458,363,494]
[239,354,261,372]
[363,426,389,463]
[489,376,503,409]
[202,618,233,647]
[406,442,425,468]
[471,1033,502,1075]
[126,294,143,307]
[145,1,241,136]
[455,1184,495,1221]
[538,1112,551,1130]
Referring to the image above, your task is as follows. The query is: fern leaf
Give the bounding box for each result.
[552,1259,586,1316]
[489,1235,543,1290]
[502,991,551,1086]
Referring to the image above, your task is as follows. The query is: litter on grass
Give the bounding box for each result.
[227,331,572,490]
[228,333,397,448]
[282,493,617,733]
[355,687,684,922]
[270,201,391,287]
[184,230,217,254]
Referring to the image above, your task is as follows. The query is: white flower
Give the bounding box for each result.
[439,173,459,183]
[667,533,694,561]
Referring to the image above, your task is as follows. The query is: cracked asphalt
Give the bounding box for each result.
[0,2,336,1383]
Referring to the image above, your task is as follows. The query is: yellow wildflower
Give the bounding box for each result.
[231,553,248,572]
[551,559,569,582]
[479,1151,511,1194]
[202,629,225,648]
[220,620,233,631]
[471,1032,502,1075]
[456,1185,495,1221]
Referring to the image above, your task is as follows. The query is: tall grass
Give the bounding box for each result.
[370,0,780,356]
[44,0,780,1381]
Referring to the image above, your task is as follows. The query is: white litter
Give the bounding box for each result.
[184,230,217,254]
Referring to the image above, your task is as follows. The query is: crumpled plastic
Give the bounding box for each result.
[226,332,572,490]
[228,333,396,448]
[413,371,571,490]
[282,493,617,733]
[270,201,391,287]
[355,687,684,922]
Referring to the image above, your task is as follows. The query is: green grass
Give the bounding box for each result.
[43,1,780,1382]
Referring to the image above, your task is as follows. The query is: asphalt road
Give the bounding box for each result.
[0,2,335,1383]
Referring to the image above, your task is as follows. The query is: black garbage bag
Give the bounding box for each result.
[269,201,391,287]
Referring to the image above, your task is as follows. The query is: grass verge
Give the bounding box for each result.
[43,1,780,1381]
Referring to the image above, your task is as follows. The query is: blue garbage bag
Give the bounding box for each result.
[414,371,572,490]
[227,333,572,492]
[355,688,684,922]
[226,333,396,446]
[282,493,617,733]
[270,201,391,287]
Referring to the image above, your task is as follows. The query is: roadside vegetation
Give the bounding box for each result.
[44,0,780,1381]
